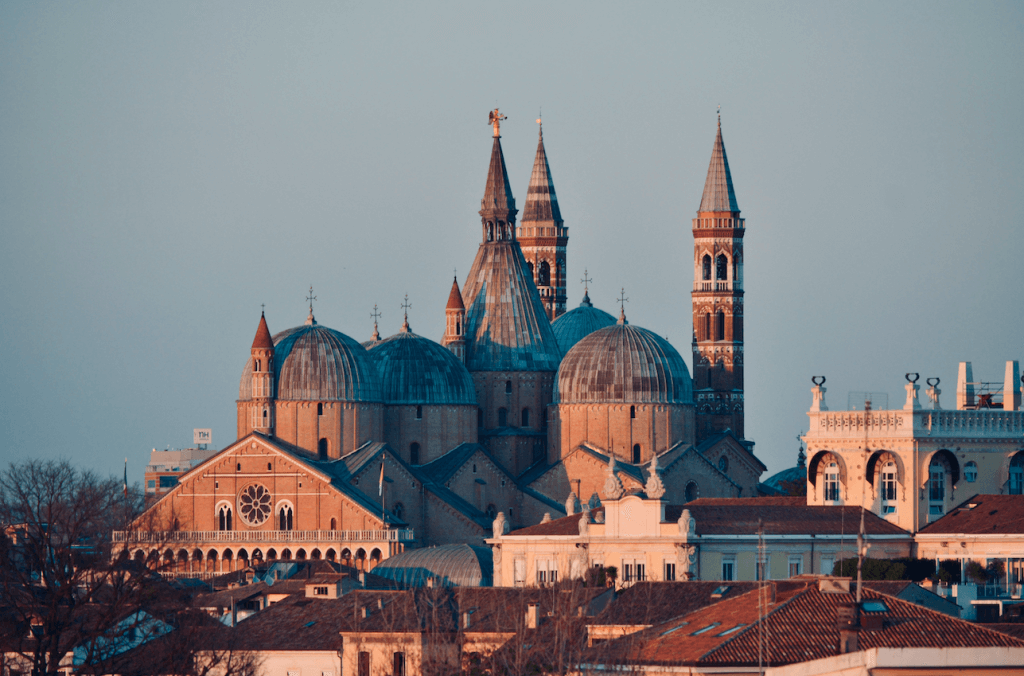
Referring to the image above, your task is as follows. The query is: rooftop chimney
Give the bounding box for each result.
[837,602,860,654]
[526,603,539,629]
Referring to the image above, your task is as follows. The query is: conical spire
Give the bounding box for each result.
[252,311,274,349]
[698,117,740,213]
[480,112,517,223]
[446,277,465,310]
[521,120,562,224]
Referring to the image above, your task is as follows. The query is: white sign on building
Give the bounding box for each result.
[193,428,212,446]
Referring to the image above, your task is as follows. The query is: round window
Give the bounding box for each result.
[238,484,273,526]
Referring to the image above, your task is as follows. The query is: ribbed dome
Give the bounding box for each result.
[367,331,477,405]
[550,294,616,353]
[372,544,492,587]
[555,322,692,404]
[238,324,382,402]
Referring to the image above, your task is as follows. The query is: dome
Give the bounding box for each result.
[371,544,492,587]
[550,293,616,353]
[555,320,692,405]
[367,331,477,405]
[239,324,382,402]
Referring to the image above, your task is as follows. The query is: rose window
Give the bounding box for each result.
[238,484,272,527]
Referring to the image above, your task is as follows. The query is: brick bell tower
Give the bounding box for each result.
[517,118,568,320]
[692,115,745,443]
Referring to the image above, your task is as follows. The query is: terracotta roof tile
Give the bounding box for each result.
[682,498,910,536]
[251,312,274,349]
[918,494,1024,535]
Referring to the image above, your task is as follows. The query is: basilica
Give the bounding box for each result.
[125,111,768,574]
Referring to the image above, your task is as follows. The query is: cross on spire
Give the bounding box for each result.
[617,287,629,325]
[261,303,265,314]
[305,286,317,325]
[370,304,381,342]
[581,269,593,294]
[400,294,412,332]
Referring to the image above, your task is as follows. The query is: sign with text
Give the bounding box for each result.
[193,428,212,446]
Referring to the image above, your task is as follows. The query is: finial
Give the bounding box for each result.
[717,104,721,127]
[305,286,317,325]
[580,269,593,307]
[617,287,629,325]
[261,303,265,316]
[537,111,543,139]
[400,294,412,332]
[488,108,507,138]
[370,304,382,342]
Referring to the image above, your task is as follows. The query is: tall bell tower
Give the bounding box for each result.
[692,115,745,443]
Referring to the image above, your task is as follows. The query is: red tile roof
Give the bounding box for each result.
[918,495,1024,535]
[445,277,465,310]
[510,508,603,536]
[589,582,1024,668]
[251,312,274,349]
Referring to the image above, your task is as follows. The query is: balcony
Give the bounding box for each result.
[694,281,739,292]
[112,528,414,545]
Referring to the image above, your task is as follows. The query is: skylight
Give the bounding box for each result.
[861,601,888,613]
[660,622,688,637]
[716,624,746,636]
[691,622,721,635]
[303,620,317,627]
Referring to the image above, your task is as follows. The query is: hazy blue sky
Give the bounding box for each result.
[1,2,1022,483]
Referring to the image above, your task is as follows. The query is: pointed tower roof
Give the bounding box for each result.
[446,277,465,310]
[252,312,274,349]
[520,121,562,224]
[698,117,740,213]
[480,136,517,219]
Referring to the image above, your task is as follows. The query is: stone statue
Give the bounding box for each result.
[565,491,580,516]
[678,544,697,579]
[677,508,695,537]
[603,456,625,500]
[645,452,666,499]
[578,509,590,537]
[541,512,552,523]
[492,511,509,537]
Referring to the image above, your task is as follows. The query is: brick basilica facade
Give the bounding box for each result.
[127,112,766,574]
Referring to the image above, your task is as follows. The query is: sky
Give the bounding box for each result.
[1,2,1022,483]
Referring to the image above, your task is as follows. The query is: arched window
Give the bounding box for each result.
[218,506,233,531]
[262,408,268,427]
[521,408,530,427]
[716,254,728,280]
[1010,454,1024,495]
[487,223,494,241]
[685,481,699,503]
[880,461,897,514]
[527,261,534,276]
[318,438,328,459]
[409,443,420,465]
[498,408,508,427]
[317,402,323,416]
[539,261,551,286]
[278,506,293,531]
[455,320,461,336]
[702,255,712,281]
[964,461,978,482]
[392,503,404,520]
[254,359,261,372]
[632,444,641,464]
[824,463,840,502]
[630,405,636,419]
[716,311,725,341]
[929,458,946,514]
[718,456,729,472]
[330,517,337,531]
[704,313,711,341]
[416,405,423,420]
[505,380,512,394]
[486,504,497,519]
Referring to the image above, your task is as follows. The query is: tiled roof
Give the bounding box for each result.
[509,507,604,536]
[555,323,692,405]
[462,241,562,372]
[918,494,1024,535]
[366,331,476,405]
[592,583,1024,668]
[445,276,465,310]
[480,136,516,218]
[550,296,616,353]
[251,312,274,349]
[520,126,562,224]
[682,498,910,536]
[697,120,740,213]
